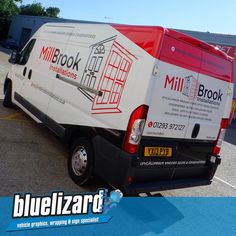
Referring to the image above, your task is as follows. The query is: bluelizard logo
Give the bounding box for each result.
[103,190,123,214]
[9,189,123,231]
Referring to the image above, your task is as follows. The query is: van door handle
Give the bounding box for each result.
[28,69,32,80]
[192,123,200,138]
[23,67,27,76]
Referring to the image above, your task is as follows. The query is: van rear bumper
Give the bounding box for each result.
[93,135,219,194]
[124,178,212,195]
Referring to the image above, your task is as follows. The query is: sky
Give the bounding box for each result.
[19,0,236,35]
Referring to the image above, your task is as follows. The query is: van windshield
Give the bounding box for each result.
[18,39,36,65]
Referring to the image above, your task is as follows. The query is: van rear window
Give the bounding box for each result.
[159,35,232,82]
[159,35,202,72]
[201,51,231,82]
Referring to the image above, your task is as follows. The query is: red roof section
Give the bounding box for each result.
[165,28,232,61]
[112,25,164,58]
[113,24,234,83]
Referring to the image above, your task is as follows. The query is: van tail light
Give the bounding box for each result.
[213,118,229,155]
[229,99,236,124]
[123,105,149,154]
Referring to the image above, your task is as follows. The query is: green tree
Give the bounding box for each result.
[0,1,60,40]
[0,0,21,39]
[0,0,21,19]
[19,3,60,17]
[20,3,45,16]
[45,7,60,17]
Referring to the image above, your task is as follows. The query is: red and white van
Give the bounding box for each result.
[3,23,234,193]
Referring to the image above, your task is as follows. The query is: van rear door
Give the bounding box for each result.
[172,49,233,177]
[143,34,202,140]
[141,31,232,182]
[139,34,203,180]
[184,50,232,141]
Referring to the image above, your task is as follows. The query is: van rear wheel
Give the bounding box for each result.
[68,137,94,185]
[3,82,13,108]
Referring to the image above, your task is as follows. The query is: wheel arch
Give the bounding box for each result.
[65,126,97,149]
[3,76,12,94]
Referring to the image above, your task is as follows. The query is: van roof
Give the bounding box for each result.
[112,24,234,83]
[40,22,232,62]
[112,24,233,62]
[39,22,233,82]
[165,28,232,62]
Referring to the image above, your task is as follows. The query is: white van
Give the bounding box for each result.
[3,23,234,194]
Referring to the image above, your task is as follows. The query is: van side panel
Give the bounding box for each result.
[34,24,155,133]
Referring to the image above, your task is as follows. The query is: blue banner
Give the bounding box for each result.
[1,197,236,235]
[7,214,112,231]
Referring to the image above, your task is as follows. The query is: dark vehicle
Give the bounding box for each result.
[1,38,19,50]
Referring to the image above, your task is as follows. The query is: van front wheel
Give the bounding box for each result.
[3,82,13,108]
[68,137,94,185]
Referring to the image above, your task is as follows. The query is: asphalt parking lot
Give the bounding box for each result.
[0,47,236,197]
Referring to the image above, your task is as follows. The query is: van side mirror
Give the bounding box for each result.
[8,50,19,64]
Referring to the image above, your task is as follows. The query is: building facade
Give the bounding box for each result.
[8,15,95,49]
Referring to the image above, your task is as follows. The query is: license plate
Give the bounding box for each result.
[144,147,172,157]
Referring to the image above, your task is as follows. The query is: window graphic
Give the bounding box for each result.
[79,36,116,102]
[92,41,135,114]
[182,75,199,100]
[81,44,106,91]
[80,36,136,114]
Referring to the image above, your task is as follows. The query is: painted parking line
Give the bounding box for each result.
[0,64,7,70]
[2,111,23,120]
[214,176,236,191]
[138,176,236,197]
[0,111,29,123]
[138,193,148,197]
[0,117,29,122]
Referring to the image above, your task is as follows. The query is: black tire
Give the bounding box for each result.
[68,137,94,185]
[3,82,13,108]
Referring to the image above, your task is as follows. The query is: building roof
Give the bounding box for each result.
[176,29,236,46]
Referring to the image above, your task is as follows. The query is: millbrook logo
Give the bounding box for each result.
[39,46,82,71]
[164,75,223,102]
